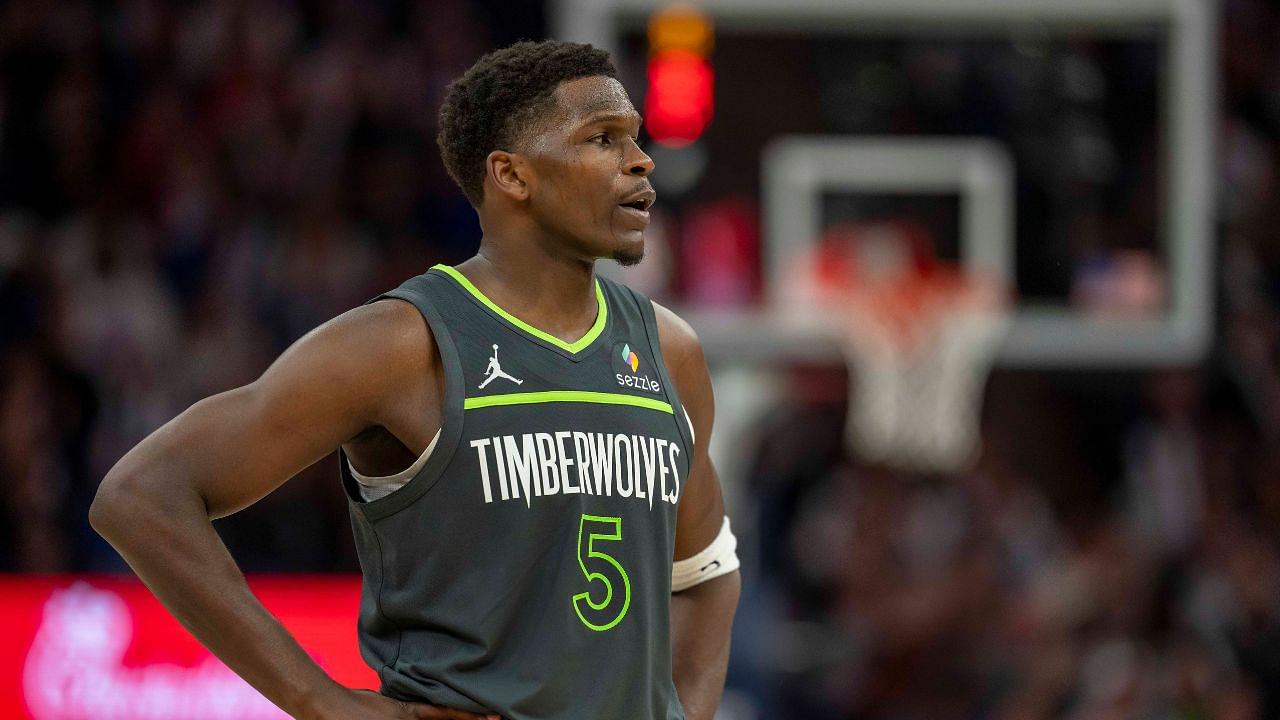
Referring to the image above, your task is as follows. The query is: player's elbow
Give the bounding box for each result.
[90,465,190,543]
[89,468,144,541]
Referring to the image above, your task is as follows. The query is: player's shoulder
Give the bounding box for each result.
[291,288,437,384]
[348,293,436,351]
[648,299,715,423]
[650,300,705,372]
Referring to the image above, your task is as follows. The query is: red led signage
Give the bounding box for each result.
[0,575,375,719]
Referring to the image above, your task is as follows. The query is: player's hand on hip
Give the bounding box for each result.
[323,688,499,720]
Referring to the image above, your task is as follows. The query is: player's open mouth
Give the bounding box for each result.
[618,198,653,212]
[617,194,653,226]
[617,203,651,227]
[617,187,656,213]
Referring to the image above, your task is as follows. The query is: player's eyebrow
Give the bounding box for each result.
[579,111,643,129]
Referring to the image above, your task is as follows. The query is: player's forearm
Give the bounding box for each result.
[89,471,342,720]
[670,570,740,720]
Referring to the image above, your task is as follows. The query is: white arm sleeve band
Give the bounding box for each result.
[672,516,740,592]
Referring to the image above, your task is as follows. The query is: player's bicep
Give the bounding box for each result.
[653,303,726,560]
[675,451,727,562]
[146,365,363,519]
[106,302,419,519]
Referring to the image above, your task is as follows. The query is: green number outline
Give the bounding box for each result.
[572,514,632,631]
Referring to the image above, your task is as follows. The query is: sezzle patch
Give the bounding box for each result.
[612,341,662,394]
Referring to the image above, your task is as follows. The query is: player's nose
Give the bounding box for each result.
[625,138,654,177]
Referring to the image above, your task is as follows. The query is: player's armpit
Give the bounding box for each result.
[94,297,437,520]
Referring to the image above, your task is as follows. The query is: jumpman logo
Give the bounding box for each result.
[478,344,524,389]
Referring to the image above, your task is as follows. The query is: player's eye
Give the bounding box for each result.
[592,133,612,146]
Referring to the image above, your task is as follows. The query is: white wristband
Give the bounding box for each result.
[672,516,739,592]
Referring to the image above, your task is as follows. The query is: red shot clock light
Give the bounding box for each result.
[645,53,714,146]
[645,5,715,148]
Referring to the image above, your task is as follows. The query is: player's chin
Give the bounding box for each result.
[609,232,646,267]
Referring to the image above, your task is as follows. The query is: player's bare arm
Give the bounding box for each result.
[656,302,742,720]
[89,299,495,720]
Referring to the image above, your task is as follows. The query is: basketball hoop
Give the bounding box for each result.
[785,220,1010,473]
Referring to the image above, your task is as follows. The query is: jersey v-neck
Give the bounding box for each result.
[430,264,609,360]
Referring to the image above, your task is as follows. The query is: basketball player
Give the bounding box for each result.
[90,40,740,720]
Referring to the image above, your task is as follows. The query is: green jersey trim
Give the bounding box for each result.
[432,264,608,354]
[464,390,674,414]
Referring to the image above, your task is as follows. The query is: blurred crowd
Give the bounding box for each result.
[0,0,543,571]
[736,368,1280,719]
[2,1,1280,719]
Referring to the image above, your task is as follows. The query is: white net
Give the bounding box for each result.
[840,298,1008,472]
[784,220,1011,473]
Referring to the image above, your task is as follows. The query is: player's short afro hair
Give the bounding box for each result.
[437,40,617,207]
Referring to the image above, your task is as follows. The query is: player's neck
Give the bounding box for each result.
[455,241,600,344]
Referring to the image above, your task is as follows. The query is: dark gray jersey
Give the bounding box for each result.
[339,265,692,720]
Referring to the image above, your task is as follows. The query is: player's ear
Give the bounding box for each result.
[485,150,531,202]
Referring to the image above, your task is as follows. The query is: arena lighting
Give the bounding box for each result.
[645,5,714,148]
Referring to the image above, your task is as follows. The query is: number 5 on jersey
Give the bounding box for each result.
[572,514,631,631]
